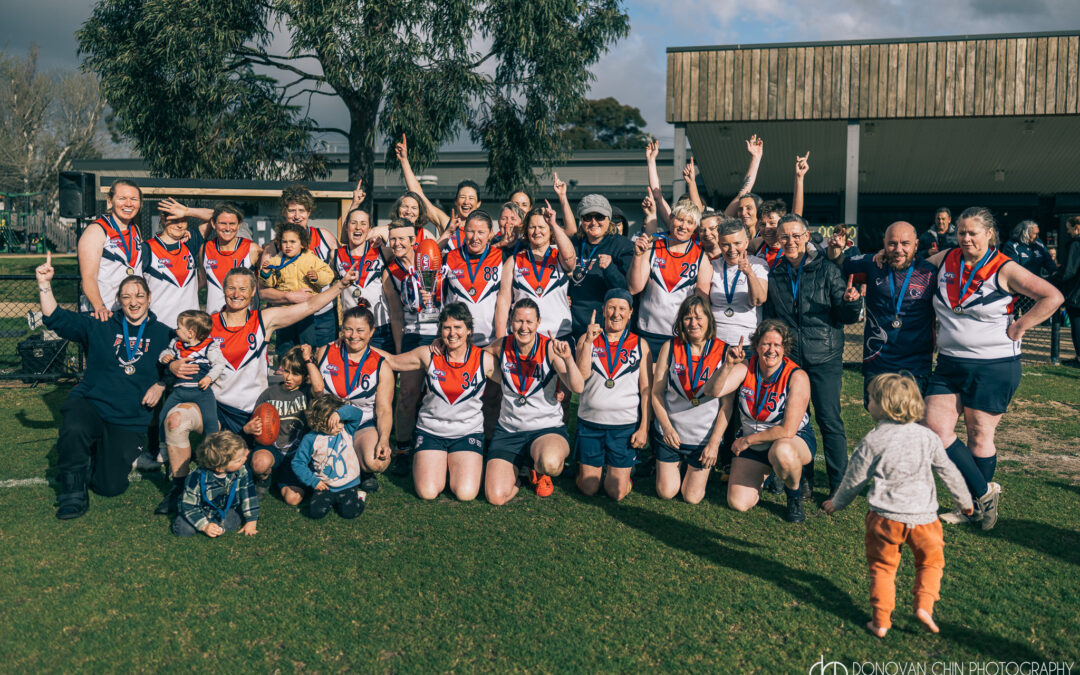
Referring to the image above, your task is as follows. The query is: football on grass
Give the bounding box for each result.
[252,402,280,445]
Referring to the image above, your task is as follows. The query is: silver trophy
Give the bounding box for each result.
[418,269,440,323]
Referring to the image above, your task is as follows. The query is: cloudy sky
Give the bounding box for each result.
[4,0,1079,152]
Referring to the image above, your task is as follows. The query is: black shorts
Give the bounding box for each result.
[414,431,484,455]
[862,371,929,409]
[650,429,707,469]
[926,355,1021,415]
[736,425,818,466]
[402,332,436,353]
[486,425,569,466]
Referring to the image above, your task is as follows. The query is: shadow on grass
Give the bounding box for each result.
[972,518,1080,567]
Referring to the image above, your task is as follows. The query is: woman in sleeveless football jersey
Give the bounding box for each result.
[141,213,199,329]
[574,289,651,500]
[335,208,392,351]
[629,202,714,355]
[495,204,576,344]
[484,299,583,505]
[377,303,497,501]
[165,266,359,455]
[921,207,1062,529]
[311,306,394,478]
[721,320,814,521]
[649,295,733,504]
[441,211,505,347]
[78,179,144,321]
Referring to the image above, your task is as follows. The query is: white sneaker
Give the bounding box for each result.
[939,508,971,524]
[133,451,162,472]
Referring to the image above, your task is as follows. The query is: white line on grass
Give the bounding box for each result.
[0,472,148,489]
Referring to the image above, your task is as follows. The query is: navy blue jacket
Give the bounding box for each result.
[44,308,173,430]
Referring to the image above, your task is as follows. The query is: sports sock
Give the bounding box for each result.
[944,439,988,499]
[973,455,997,482]
[784,485,802,501]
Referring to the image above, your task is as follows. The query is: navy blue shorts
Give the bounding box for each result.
[863,371,929,409]
[275,454,306,491]
[736,425,818,466]
[575,419,637,469]
[369,324,395,353]
[415,431,484,454]
[650,429,707,469]
[217,402,254,443]
[926,355,1021,415]
[313,310,338,347]
[487,425,569,466]
[638,330,671,358]
[402,331,436,353]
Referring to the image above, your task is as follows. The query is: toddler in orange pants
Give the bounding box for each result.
[824,373,974,638]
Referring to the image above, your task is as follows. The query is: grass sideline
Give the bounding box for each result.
[0,368,1077,671]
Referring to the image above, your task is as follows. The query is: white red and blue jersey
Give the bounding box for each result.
[203,237,255,315]
[142,237,198,328]
[318,343,383,426]
[174,337,216,383]
[307,226,335,316]
[738,355,809,437]
[386,258,439,337]
[660,336,727,446]
[511,245,571,338]
[934,248,1019,360]
[755,242,784,270]
[93,215,143,309]
[497,334,561,433]
[210,310,268,413]
[638,238,704,336]
[577,330,644,427]
[417,345,487,438]
[442,246,505,346]
[335,244,388,326]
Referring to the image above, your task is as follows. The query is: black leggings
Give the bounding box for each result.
[1067,307,1080,357]
[57,394,146,496]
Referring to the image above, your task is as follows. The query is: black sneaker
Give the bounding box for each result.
[800,470,815,500]
[154,482,183,516]
[56,472,89,520]
[360,472,380,493]
[764,474,784,495]
[785,493,806,523]
[389,451,411,477]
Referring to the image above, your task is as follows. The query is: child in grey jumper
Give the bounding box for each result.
[824,373,973,638]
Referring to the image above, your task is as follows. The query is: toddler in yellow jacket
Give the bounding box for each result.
[260,223,335,293]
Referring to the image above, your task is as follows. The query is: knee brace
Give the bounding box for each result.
[164,405,202,448]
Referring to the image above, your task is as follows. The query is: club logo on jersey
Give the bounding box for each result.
[324,363,340,376]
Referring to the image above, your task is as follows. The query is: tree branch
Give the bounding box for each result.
[283,87,337,106]
[235,47,325,83]
[313,127,349,138]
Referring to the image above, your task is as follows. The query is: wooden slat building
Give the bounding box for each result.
[666,31,1080,244]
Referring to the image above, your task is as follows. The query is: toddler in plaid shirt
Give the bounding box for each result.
[172,431,259,538]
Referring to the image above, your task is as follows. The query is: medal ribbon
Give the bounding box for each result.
[787,254,806,302]
[578,239,602,275]
[887,264,915,324]
[462,244,491,292]
[526,246,556,291]
[107,214,138,267]
[753,356,784,419]
[342,344,372,394]
[260,253,301,278]
[509,335,540,397]
[200,470,239,523]
[122,317,147,365]
[603,327,630,378]
[953,248,995,309]
[722,259,742,306]
[762,245,783,269]
[682,339,713,399]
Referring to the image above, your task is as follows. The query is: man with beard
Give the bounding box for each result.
[829,222,937,405]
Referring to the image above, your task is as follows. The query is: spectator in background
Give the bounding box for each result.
[1052,216,1080,364]
[1003,220,1058,279]
[917,207,958,258]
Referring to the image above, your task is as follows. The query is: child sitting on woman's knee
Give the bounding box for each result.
[824,373,973,638]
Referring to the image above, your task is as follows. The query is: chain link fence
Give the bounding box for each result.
[0,274,85,382]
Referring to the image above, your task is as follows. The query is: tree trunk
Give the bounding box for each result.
[347,99,379,217]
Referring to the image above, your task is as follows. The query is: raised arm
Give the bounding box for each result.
[723,135,763,217]
[552,172,578,238]
[574,311,602,380]
[703,341,746,399]
[544,200,577,270]
[641,192,658,236]
[792,152,809,217]
[159,198,215,239]
[627,234,653,295]
[645,139,672,228]
[395,134,449,230]
[262,266,357,336]
[36,252,59,317]
[493,257,515,340]
[683,157,704,211]
[548,339,584,394]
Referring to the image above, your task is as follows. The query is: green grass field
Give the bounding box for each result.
[0,368,1077,672]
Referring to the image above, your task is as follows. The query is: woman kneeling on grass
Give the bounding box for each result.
[723,319,815,523]
[375,303,496,501]
[485,298,583,504]
[38,253,173,520]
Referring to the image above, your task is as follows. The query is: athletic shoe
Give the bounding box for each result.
[939,508,972,525]
[360,472,380,493]
[154,481,183,516]
[800,470,815,499]
[56,472,89,520]
[388,451,410,477]
[977,482,1002,531]
[133,451,162,472]
[530,470,554,497]
[785,493,806,523]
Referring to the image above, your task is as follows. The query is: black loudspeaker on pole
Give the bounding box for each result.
[58,171,96,219]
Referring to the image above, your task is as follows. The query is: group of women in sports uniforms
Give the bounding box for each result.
[48,135,1062,527]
